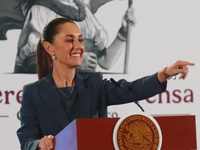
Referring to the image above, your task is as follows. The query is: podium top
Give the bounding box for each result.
[55,115,197,150]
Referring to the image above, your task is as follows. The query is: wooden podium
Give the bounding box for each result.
[55,115,197,150]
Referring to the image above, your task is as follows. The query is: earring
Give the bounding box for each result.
[52,55,56,60]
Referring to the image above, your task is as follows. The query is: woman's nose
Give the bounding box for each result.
[73,39,82,48]
[73,39,84,51]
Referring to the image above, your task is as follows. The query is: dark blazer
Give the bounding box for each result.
[17,71,166,150]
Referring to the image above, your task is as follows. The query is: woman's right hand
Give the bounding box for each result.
[38,135,55,150]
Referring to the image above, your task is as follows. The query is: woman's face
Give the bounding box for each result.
[52,22,85,68]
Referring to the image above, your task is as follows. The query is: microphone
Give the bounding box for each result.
[110,78,145,112]
[134,101,145,112]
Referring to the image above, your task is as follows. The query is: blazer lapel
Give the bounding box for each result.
[75,73,92,118]
[38,72,93,125]
[39,73,69,127]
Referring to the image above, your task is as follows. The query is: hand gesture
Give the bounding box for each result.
[158,60,195,82]
[164,60,195,79]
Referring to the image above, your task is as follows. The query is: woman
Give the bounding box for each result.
[16,18,194,150]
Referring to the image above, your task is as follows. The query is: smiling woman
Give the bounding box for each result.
[41,21,84,86]
[37,18,84,82]
[16,17,194,150]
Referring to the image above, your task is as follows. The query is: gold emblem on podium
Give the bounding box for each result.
[113,113,162,150]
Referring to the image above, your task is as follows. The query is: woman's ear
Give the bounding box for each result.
[42,41,55,55]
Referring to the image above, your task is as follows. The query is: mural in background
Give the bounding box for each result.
[0,0,134,74]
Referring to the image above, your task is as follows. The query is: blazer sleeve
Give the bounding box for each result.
[104,73,167,105]
[17,84,41,150]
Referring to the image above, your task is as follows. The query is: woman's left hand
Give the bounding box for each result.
[158,60,195,82]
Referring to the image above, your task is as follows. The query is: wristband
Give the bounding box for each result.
[162,67,172,79]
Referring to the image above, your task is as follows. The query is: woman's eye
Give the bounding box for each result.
[67,39,74,43]
[66,38,83,43]
[79,39,83,42]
